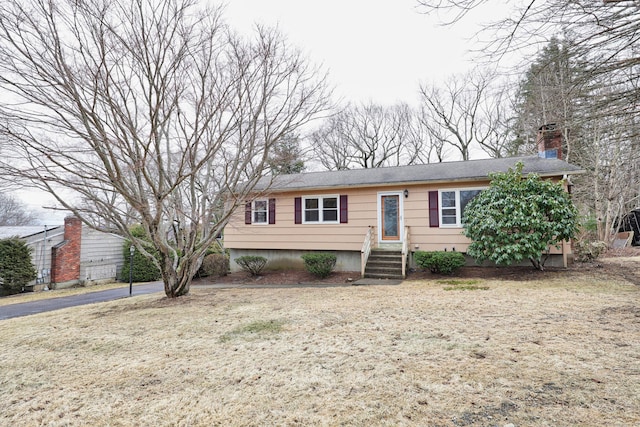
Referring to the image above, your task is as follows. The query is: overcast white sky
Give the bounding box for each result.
[223,0,490,105]
[18,0,497,225]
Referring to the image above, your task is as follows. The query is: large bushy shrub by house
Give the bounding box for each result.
[0,237,37,294]
[463,162,578,270]
[120,225,161,282]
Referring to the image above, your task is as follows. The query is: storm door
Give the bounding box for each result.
[380,193,401,241]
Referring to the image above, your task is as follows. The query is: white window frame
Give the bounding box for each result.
[252,199,269,225]
[439,188,484,228]
[302,195,340,224]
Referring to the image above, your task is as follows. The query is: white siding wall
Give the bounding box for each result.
[80,228,125,284]
[24,228,64,285]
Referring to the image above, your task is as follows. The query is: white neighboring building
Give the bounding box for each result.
[0,217,125,289]
[0,225,63,286]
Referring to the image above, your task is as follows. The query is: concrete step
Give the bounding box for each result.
[364,249,404,279]
[366,260,402,268]
[364,272,404,280]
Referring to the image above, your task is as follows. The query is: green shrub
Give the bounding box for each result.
[197,253,229,278]
[301,252,337,278]
[119,225,161,282]
[573,239,608,262]
[0,237,37,294]
[235,256,267,276]
[414,251,466,275]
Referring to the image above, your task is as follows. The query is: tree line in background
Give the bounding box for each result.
[0,0,637,297]
[415,0,640,245]
[300,1,640,247]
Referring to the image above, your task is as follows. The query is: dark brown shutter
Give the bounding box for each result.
[428,191,439,227]
[339,195,348,223]
[245,202,252,224]
[268,198,276,224]
[294,197,302,224]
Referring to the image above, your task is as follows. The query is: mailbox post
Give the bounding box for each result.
[129,245,135,296]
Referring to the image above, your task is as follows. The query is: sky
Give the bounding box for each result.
[223,0,490,105]
[15,0,497,225]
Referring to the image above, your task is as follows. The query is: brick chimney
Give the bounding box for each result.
[51,216,82,285]
[537,124,563,160]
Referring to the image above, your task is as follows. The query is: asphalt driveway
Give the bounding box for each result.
[0,282,164,321]
[0,278,400,321]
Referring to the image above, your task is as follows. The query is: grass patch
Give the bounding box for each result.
[219,319,284,342]
[443,284,490,291]
[436,278,482,286]
[437,278,489,291]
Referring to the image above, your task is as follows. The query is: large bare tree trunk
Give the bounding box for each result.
[0,0,329,297]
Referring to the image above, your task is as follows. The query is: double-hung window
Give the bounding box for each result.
[439,189,483,227]
[252,200,268,224]
[303,196,339,223]
[245,198,275,225]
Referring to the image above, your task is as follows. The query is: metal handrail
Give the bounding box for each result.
[361,226,375,278]
[401,226,410,278]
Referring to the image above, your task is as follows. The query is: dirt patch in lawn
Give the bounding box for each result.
[194,270,360,287]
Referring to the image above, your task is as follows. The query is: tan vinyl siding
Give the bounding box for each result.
[225,184,476,251]
[226,189,376,252]
[225,179,570,257]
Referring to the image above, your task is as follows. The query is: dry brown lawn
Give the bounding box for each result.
[1,260,639,426]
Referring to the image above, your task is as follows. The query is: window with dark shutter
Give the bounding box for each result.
[294,197,302,224]
[268,198,276,224]
[245,202,252,225]
[340,195,348,223]
[428,191,439,227]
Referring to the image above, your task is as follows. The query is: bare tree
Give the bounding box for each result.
[508,37,640,244]
[311,102,425,170]
[418,1,640,244]
[0,0,329,297]
[419,69,510,160]
[0,194,39,226]
[416,1,640,119]
[509,38,586,162]
[573,85,640,244]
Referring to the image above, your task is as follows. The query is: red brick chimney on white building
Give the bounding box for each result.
[50,216,82,286]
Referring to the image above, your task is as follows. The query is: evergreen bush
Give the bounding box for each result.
[0,237,37,294]
[119,225,161,282]
[414,251,466,275]
[463,162,578,270]
[235,256,267,276]
[301,252,337,278]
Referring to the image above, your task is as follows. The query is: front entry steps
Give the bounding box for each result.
[364,248,404,280]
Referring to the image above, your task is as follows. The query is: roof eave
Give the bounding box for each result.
[258,169,585,194]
